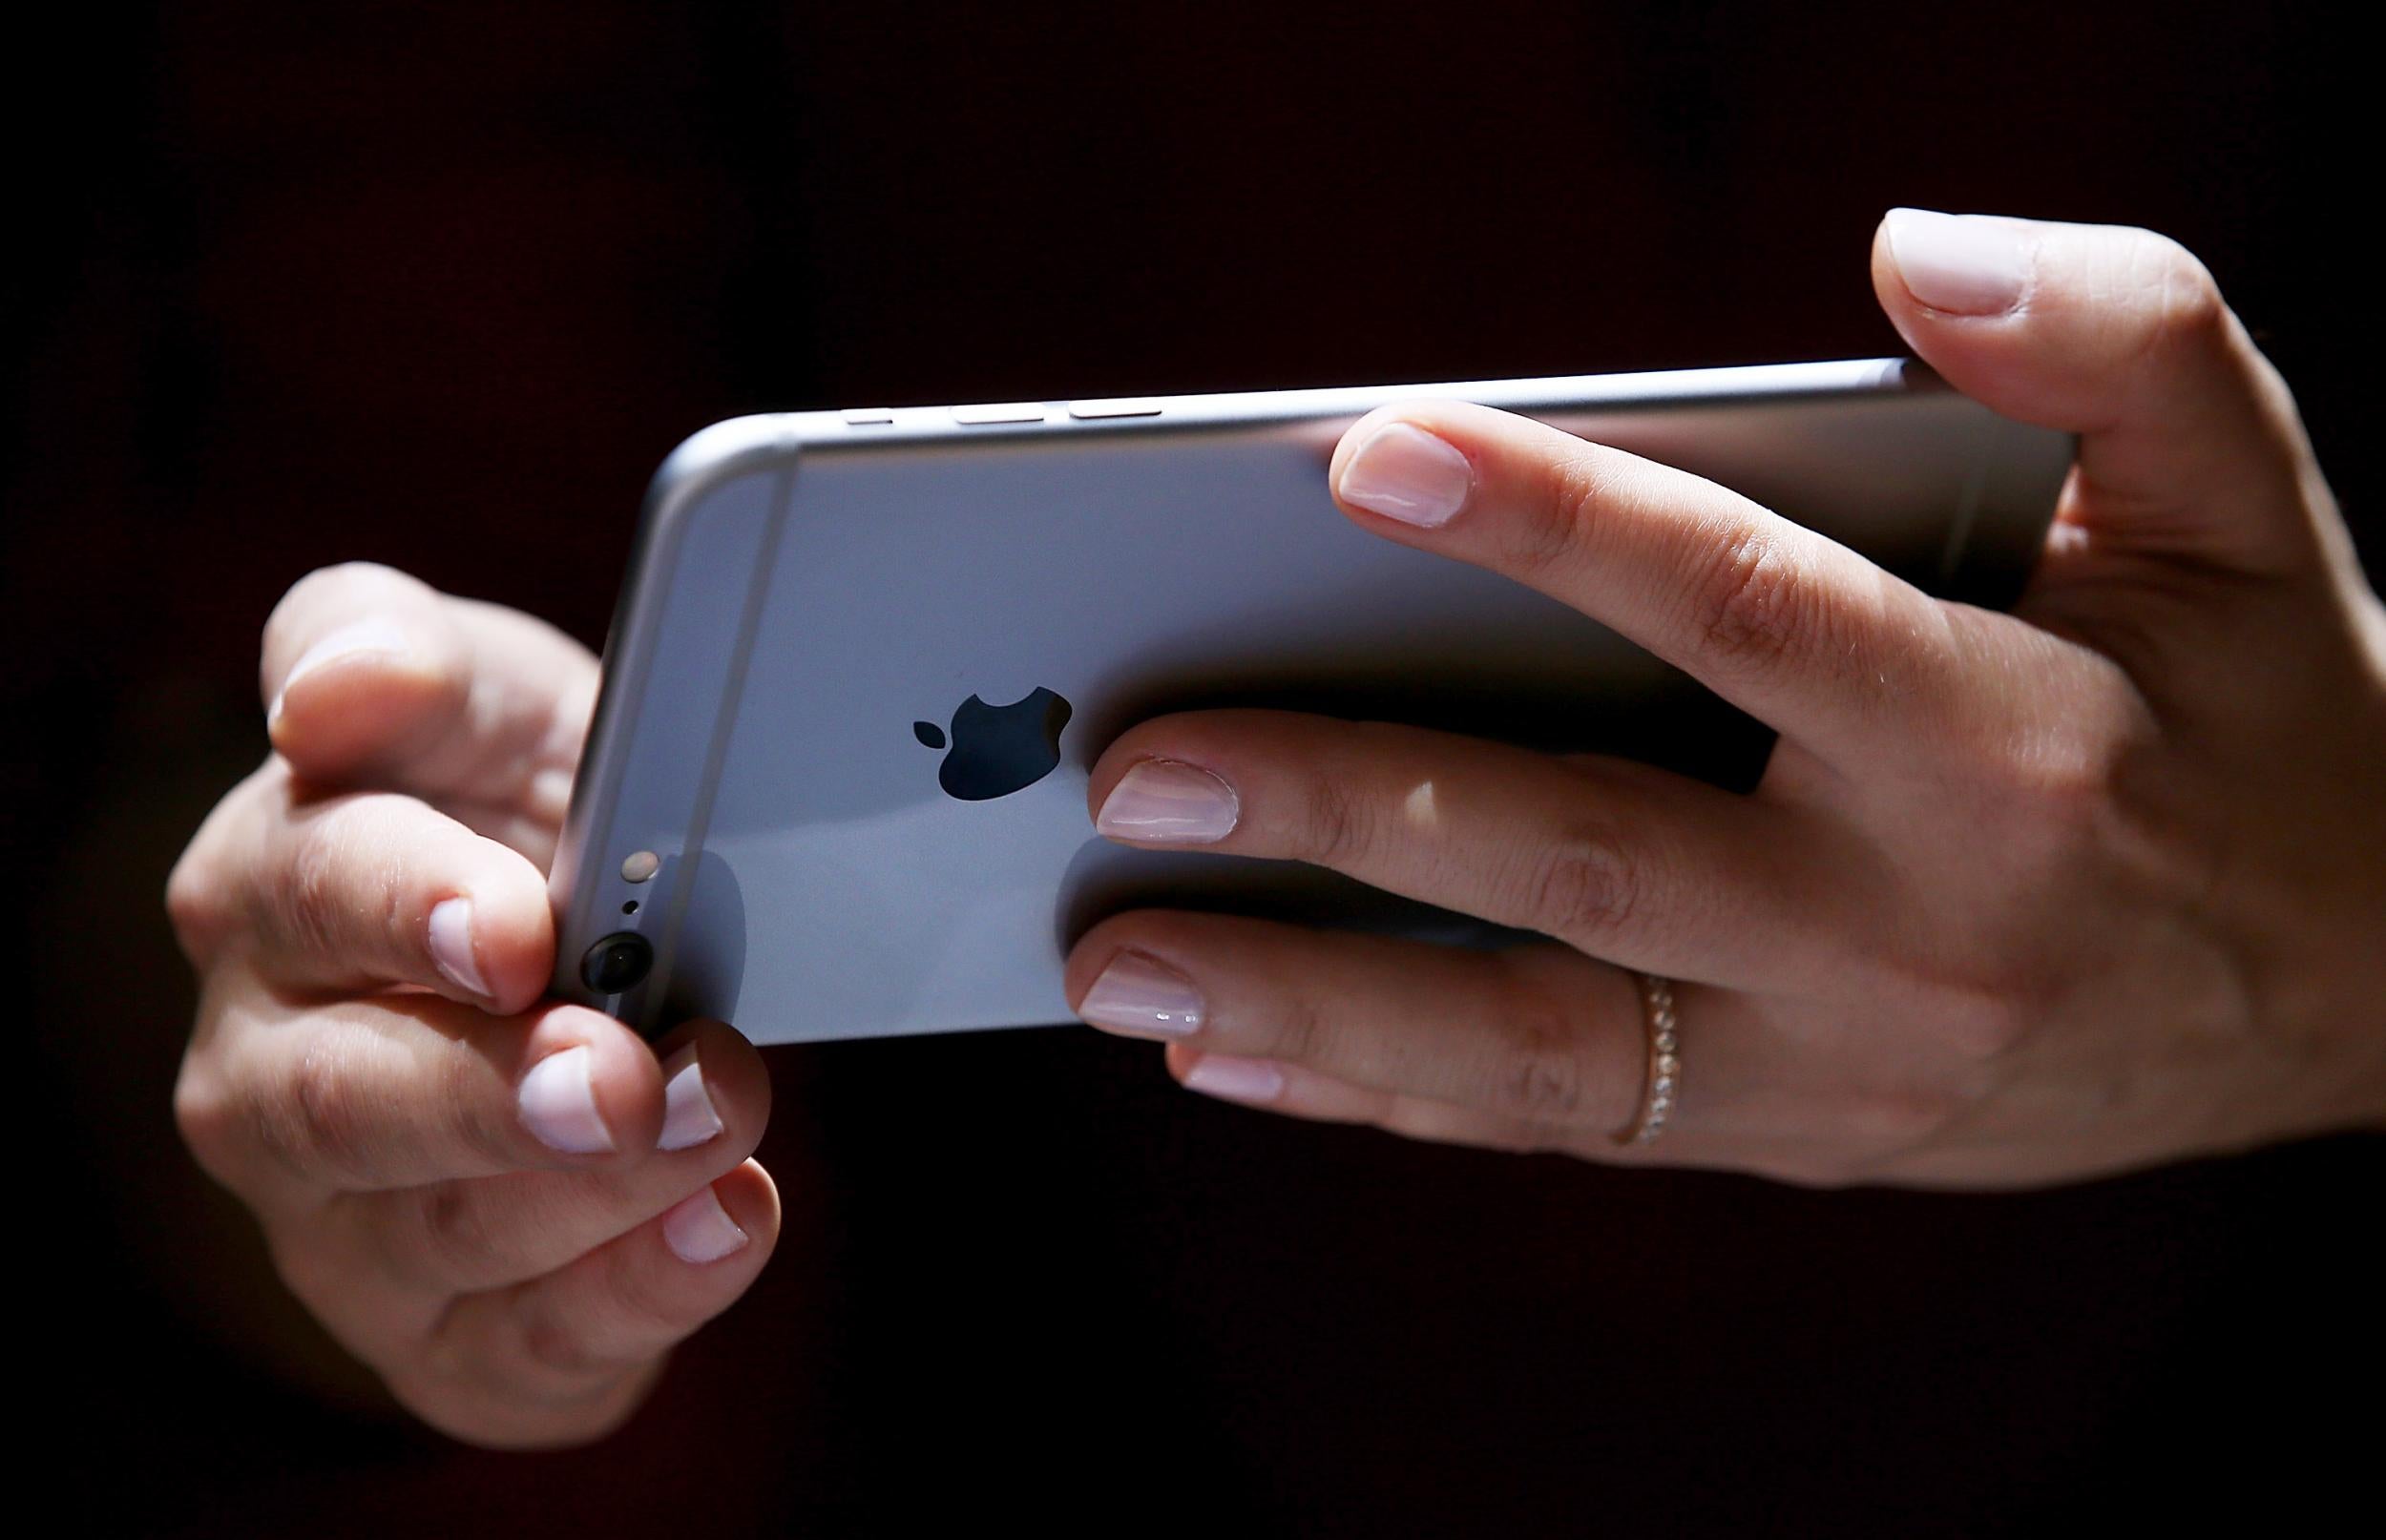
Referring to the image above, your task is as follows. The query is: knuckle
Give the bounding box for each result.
[1292,772,1373,869]
[516,1257,684,1384]
[2142,233,2229,348]
[436,1048,527,1173]
[1517,822,1643,945]
[1964,704,2138,844]
[1879,937,2058,1066]
[1262,991,1331,1067]
[165,763,285,967]
[604,1246,695,1343]
[1688,531,1810,677]
[1816,1087,1975,1187]
[1483,965,1605,1123]
[278,816,349,953]
[1934,985,2039,1062]
[1490,1004,1591,1119]
[164,846,229,967]
[514,1298,615,1381]
[408,1181,505,1286]
[272,1035,382,1186]
[276,803,401,963]
[1510,449,1613,578]
[2107,229,2238,386]
[1850,1084,1966,1149]
[172,1057,243,1187]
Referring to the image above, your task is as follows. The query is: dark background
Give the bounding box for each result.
[11,3,2378,1535]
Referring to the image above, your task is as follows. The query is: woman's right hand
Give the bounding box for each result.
[167,563,781,1448]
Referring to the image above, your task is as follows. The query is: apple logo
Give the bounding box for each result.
[913,687,1074,801]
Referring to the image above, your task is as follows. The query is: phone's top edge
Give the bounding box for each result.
[662,357,1925,464]
[648,415,805,499]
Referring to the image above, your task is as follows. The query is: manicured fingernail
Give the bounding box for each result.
[269,616,411,722]
[1883,207,2035,316]
[658,1045,723,1151]
[517,1045,615,1155]
[1183,1053,1286,1103]
[662,1185,749,1265]
[1336,421,1474,528]
[427,897,489,998]
[1095,760,1240,843]
[1079,952,1204,1039]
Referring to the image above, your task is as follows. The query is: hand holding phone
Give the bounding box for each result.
[1062,211,2386,1185]
[167,566,782,1447]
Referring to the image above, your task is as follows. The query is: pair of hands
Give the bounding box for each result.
[170,211,2386,1447]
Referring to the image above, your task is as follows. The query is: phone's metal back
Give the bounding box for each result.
[552,360,2071,1044]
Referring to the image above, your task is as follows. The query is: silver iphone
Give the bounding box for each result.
[550,360,2072,1045]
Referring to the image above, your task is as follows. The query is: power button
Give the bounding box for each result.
[950,403,1048,426]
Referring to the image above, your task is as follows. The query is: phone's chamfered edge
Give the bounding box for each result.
[548,416,803,1010]
[621,457,800,1037]
[765,356,1922,451]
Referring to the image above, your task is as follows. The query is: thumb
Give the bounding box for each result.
[1871,208,2325,576]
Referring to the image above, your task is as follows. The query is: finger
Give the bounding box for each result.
[1069,912,1951,1175]
[1068,913,1727,1143]
[181,759,554,1011]
[1158,1045,1883,1186]
[179,981,674,1201]
[325,1022,769,1295]
[1163,1045,1580,1155]
[262,562,598,820]
[1871,209,2326,576]
[395,1161,780,1449]
[1086,710,1850,988]
[1325,398,1963,760]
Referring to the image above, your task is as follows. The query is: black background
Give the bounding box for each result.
[10,3,2379,1535]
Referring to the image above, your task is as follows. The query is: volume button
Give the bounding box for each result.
[950,403,1049,426]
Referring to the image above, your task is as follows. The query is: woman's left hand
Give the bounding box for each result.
[1065,209,2386,1187]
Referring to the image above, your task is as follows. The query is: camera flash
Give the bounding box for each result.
[620,850,660,884]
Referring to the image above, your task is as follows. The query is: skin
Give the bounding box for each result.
[169,569,782,1447]
[1068,213,2386,1184]
[169,211,2385,1448]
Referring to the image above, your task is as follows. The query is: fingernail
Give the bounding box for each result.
[1079,952,1205,1039]
[1336,421,1474,528]
[426,897,490,998]
[658,1045,724,1152]
[517,1045,615,1155]
[1183,1053,1286,1104]
[269,615,411,723]
[1883,207,2035,316]
[1095,760,1240,843]
[662,1185,749,1265]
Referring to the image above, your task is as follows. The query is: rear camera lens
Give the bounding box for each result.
[580,930,654,994]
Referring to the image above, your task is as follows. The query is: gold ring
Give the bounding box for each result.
[1611,974,1679,1147]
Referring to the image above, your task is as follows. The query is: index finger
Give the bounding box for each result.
[1326,402,1967,762]
[262,562,597,818]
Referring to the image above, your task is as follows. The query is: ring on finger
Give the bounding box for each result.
[1611,974,1680,1147]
